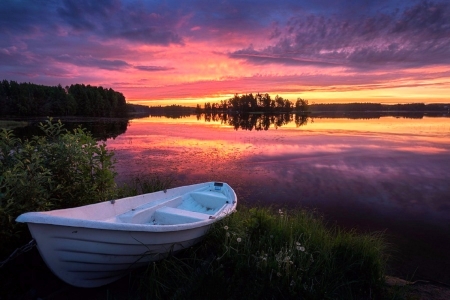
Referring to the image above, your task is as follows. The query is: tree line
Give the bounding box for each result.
[197,96,449,114]
[196,93,309,113]
[308,102,450,112]
[0,80,127,117]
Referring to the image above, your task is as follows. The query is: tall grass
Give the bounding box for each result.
[116,174,174,198]
[135,207,387,299]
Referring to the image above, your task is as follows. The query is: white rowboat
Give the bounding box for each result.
[16,182,237,288]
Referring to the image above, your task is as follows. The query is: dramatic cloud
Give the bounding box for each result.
[230,1,450,70]
[1,0,449,103]
[56,0,184,45]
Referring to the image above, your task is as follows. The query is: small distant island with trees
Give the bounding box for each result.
[196,93,309,113]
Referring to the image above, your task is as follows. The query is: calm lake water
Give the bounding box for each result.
[106,114,450,283]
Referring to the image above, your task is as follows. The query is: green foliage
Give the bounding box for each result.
[0,118,117,255]
[137,207,387,299]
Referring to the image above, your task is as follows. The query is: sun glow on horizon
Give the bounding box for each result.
[128,86,450,107]
[125,70,450,107]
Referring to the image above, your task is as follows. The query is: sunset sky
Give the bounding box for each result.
[1,0,450,106]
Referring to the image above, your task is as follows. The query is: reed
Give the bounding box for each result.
[136,206,388,299]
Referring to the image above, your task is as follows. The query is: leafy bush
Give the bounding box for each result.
[0,118,117,255]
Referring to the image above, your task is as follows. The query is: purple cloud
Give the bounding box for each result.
[0,0,184,46]
[230,1,450,69]
[116,27,183,45]
[55,55,130,70]
[230,46,340,67]
[134,65,175,72]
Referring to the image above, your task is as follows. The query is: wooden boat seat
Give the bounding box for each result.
[153,206,211,225]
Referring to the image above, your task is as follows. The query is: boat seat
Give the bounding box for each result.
[153,206,211,225]
[117,196,183,223]
[190,191,228,209]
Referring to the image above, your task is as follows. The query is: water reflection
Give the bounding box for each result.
[149,112,192,119]
[309,111,449,119]
[196,112,449,131]
[198,112,309,130]
[12,118,129,141]
[106,115,450,284]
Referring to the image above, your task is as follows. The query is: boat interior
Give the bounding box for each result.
[117,190,231,225]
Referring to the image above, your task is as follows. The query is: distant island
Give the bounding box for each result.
[195,93,450,115]
[196,93,309,113]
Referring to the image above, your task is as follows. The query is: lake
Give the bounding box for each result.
[105,113,450,284]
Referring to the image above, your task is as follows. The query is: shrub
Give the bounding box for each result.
[0,118,117,255]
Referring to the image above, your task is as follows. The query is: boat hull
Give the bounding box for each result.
[28,222,209,288]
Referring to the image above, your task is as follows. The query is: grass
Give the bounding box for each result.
[116,174,175,198]
[132,206,388,299]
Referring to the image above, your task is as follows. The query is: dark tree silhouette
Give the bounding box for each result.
[0,80,127,117]
[198,93,303,113]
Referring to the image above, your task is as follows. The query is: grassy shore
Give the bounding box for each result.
[130,205,387,299]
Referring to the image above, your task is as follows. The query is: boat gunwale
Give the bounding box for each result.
[16,208,235,232]
[16,181,237,232]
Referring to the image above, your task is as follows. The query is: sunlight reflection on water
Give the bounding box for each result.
[106,115,450,283]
